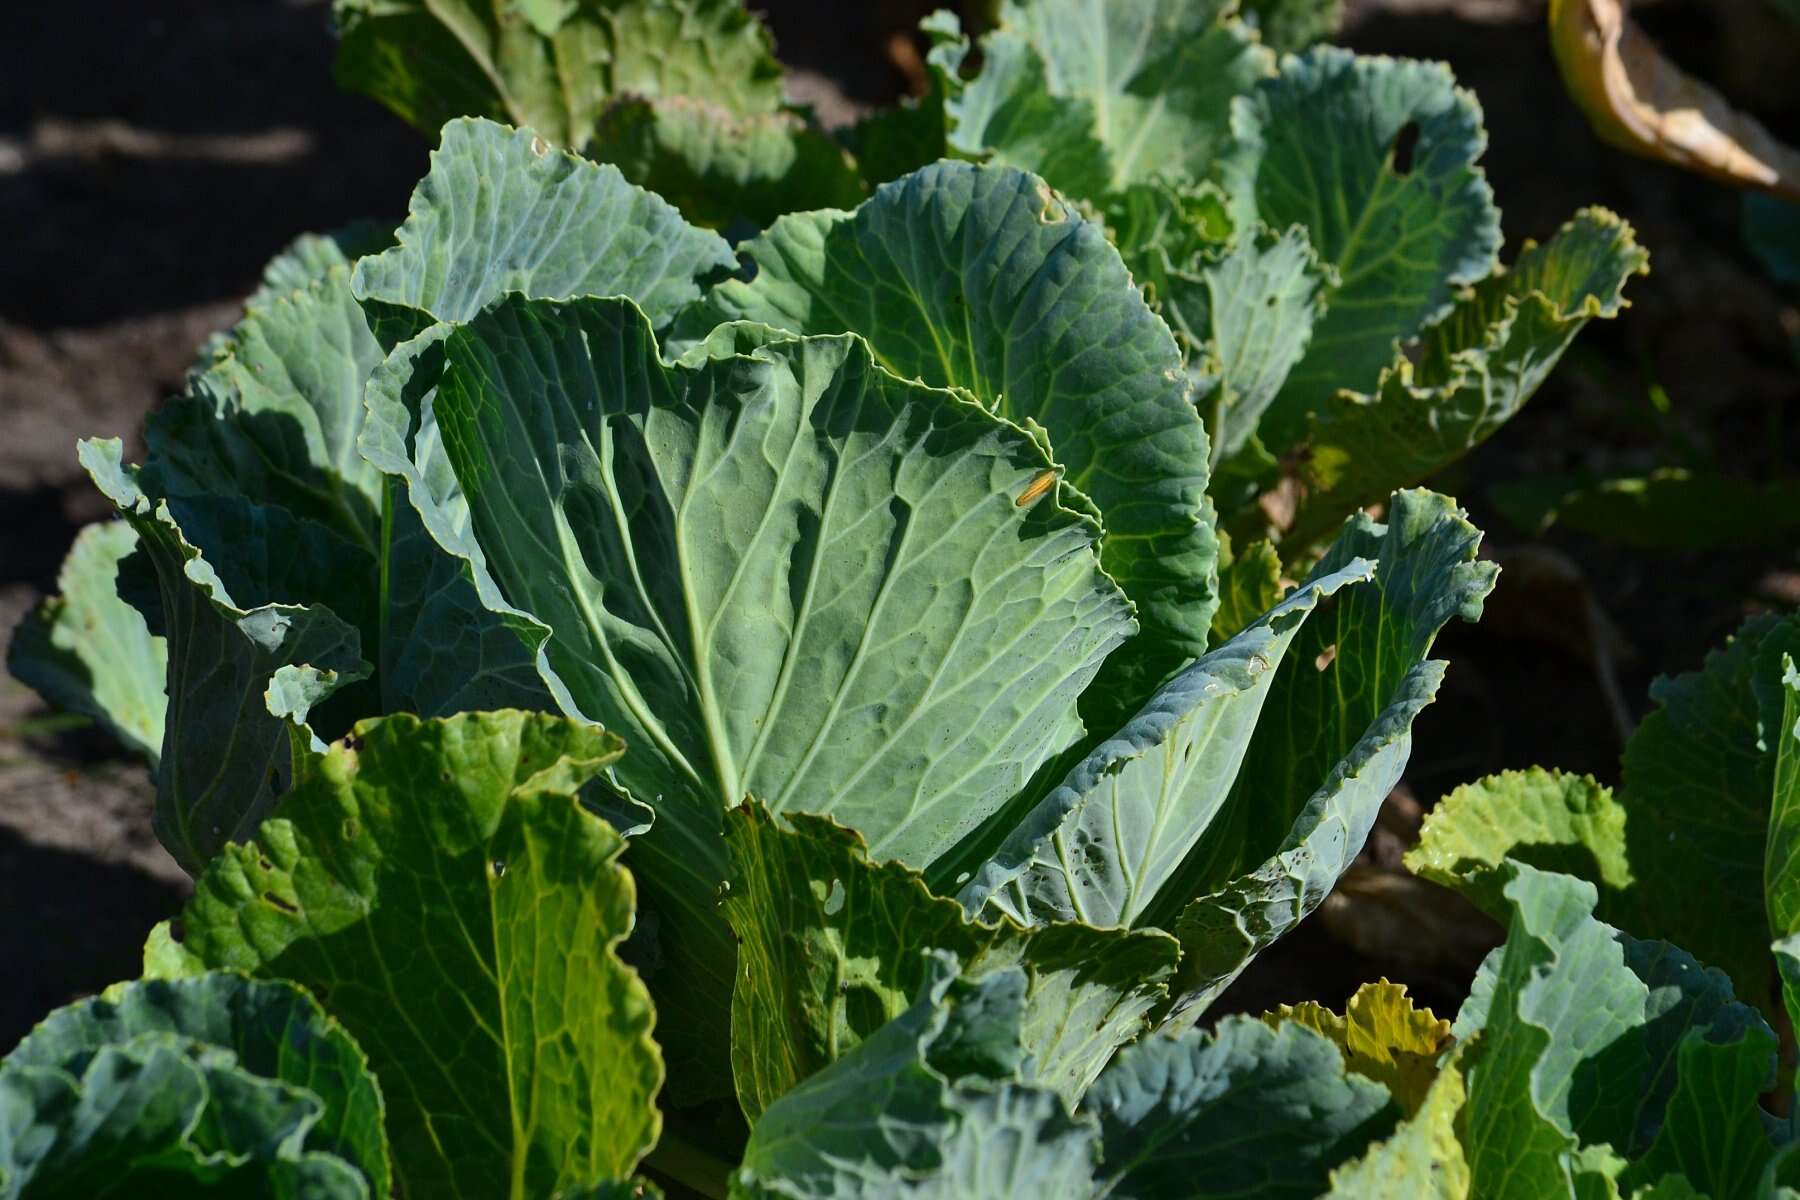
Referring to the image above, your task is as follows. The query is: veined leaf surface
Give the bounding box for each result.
[1294,208,1647,544]
[685,160,1216,714]
[1224,48,1502,451]
[1086,1017,1396,1199]
[993,0,1270,191]
[147,711,660,1200]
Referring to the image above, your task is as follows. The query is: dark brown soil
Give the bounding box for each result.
[3,0,1798,1049]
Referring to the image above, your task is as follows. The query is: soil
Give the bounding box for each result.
[3,0,1798,1049]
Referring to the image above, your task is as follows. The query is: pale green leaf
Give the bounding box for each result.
[684,160,1217,713]
[1224,48,1501,451]
[404,291,1131,1101]
[1085,1017,1397,1199]
[0,973,386,1197]
[959,553,1374,928]
[1097,178,1234,303]
[425,294,1132,865]
[1294,208,1647,545]
[594,96,864,228]
[1456,866,1653,1197]
[1455,864,1782,1199]
[353,117,736,342]
[721,802,1177,1122]
[357,208,739,1098]
[6,521,167,763]
[150,711,660,1200]
[1406,767,1634,921]
[332,0,783,151]
[1163,489,1496,1018]
[733,957,1102,1200]
[996,0,1271,191]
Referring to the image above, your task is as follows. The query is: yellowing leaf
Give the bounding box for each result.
[1264,980,1451,1114]
[1549,0,1800,200]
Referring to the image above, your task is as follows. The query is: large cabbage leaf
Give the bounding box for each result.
[957,489,1493,1020]
[144,710,659,1200]
[1220,48,1501,452]
[1290,207,1649,543]
[0,973,388,1197]
[61,117,736,873]
[414,291,1131,881]
[930,0,1269,195]
[681,160,1218,716]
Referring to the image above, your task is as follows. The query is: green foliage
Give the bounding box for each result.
[145,710,660,1199]
[1412,610,1800,1023]
[4,0,1716,1194]
[0,974,388,1197]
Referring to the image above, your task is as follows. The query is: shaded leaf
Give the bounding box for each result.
[79,438,369,874]
[927,17,1112,200]
[332,0,784,151]
[1163,490,1496,1019]
[1489,469,1800,552]
[1160,222,1331,466]
[1322,1047,1469,1198]
[1086,1017,1397,1200]
[595,96,864,228]
[733,956,1102,1200]
[1294,208,1647,544]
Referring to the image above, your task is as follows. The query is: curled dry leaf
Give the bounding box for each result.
[1549,0,1800,199]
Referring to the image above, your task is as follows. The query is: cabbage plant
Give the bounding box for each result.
[1,1,1700,1196]
[5,716,1795,1197]
[328,0,1648,551]
[11,119,1509,1109]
